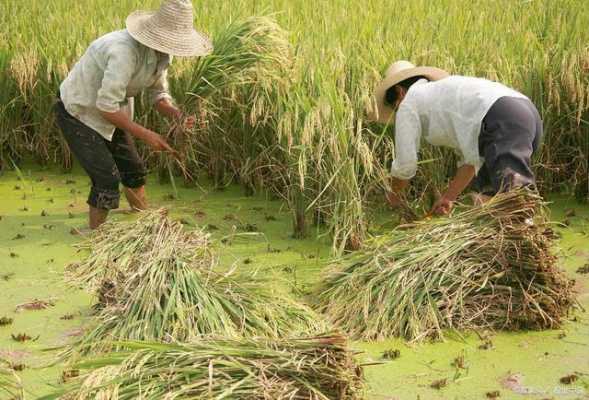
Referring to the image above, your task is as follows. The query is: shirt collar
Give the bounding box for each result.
[145,48,171,74]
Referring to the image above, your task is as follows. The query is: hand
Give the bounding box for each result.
[143,130,177,155]
[431,195,454,216]
[386,191,403,209]
[182,115,196,130]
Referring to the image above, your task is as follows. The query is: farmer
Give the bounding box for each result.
[372,61,542,216]
[54,0,212,230]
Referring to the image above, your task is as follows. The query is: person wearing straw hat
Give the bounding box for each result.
[372,61,542,216]
[54,0,212,230]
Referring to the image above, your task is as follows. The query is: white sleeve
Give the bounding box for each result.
[459,145,483,172]
[390,102,422,180]
[96,45,137,113]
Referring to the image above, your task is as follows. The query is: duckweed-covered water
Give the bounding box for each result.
[1,165,587,399]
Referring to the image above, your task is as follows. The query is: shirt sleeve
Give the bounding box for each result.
[147,69,173,105]
[390,102,422,180]
[96,44,137,113]
[457,139,483,172]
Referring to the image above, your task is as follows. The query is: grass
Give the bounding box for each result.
[66,209,324,357]
[1,0,587,250]
[315,190,577,341]
[42,335,364,400]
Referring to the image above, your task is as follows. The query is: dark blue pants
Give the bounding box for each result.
[54,99,146,210]
[473,96,543,195]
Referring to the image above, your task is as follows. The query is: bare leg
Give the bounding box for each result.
[124,185,147,211]
[89,206,109,229]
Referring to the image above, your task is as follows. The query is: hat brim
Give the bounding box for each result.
[372,66,449,124]
[126,11,213,57]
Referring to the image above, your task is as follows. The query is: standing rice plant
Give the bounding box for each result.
[66,209,324,356]
[1,0,588,245]
[315,189,576,341]
[44,335,364,400]
[149,15,293,191]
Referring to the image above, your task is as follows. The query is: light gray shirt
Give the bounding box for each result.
[59,30,173,141]
[391,76,527,180]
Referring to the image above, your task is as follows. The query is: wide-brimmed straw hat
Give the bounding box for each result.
[372,60,449,123]
[126,0,213,57]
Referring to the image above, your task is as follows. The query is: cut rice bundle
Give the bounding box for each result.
[67,209,213,307]
[67,209,324,355]
[0,361,24,400]
[44,336,364,400]
[315,190,576,341]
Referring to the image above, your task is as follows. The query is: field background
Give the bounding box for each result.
[1,1,589,399]
[1,0,588,251]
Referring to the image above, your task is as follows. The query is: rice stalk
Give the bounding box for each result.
[66,209,324,356]
[314,189,577,341]
[0,360,24,400]
[156,15,293,191]
[43,335,364,400]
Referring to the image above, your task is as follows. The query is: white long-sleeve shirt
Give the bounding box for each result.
[60,30,173,141]
[390,76,527,180]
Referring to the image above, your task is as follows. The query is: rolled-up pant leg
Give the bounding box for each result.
[475,96,543,195]
[54,100,120,210]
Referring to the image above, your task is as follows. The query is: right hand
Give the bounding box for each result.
[143,130,177,155]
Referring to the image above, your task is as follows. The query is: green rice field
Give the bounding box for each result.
[1,0,589,398]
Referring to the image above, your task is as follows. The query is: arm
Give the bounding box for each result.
[386,177,409,208]
[96,45,175,153]
[154,98,182,120]
[100,110,175,153]
[431,164,476,215]
[151,83,196,130]
[386,103,421,208]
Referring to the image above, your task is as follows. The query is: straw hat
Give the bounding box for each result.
[372,60,449,123]
[126,0,213,57]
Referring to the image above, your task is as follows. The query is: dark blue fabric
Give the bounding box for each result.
[53,98,146,210]
[473,96,542,195]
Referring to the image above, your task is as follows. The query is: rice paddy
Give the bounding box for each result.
[0,168,588,399]
[1,0,587,250]
[1,0,589,398]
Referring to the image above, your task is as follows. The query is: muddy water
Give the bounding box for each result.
[0,165,588,399]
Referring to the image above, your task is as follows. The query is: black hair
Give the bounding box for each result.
[384,75,428,106]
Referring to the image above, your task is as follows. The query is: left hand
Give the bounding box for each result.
[431,195,454,216]
[182,115,196,130]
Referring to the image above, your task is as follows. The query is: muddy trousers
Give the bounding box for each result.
[473,96,543,195]
[53,99,146,210]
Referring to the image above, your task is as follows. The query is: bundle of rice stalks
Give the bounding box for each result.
[66,209,323,355]
[67,208,213,305]
[0,360,24,400]
[315,189,576,341]
[44,335,364,400]
[159,15,293,189]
